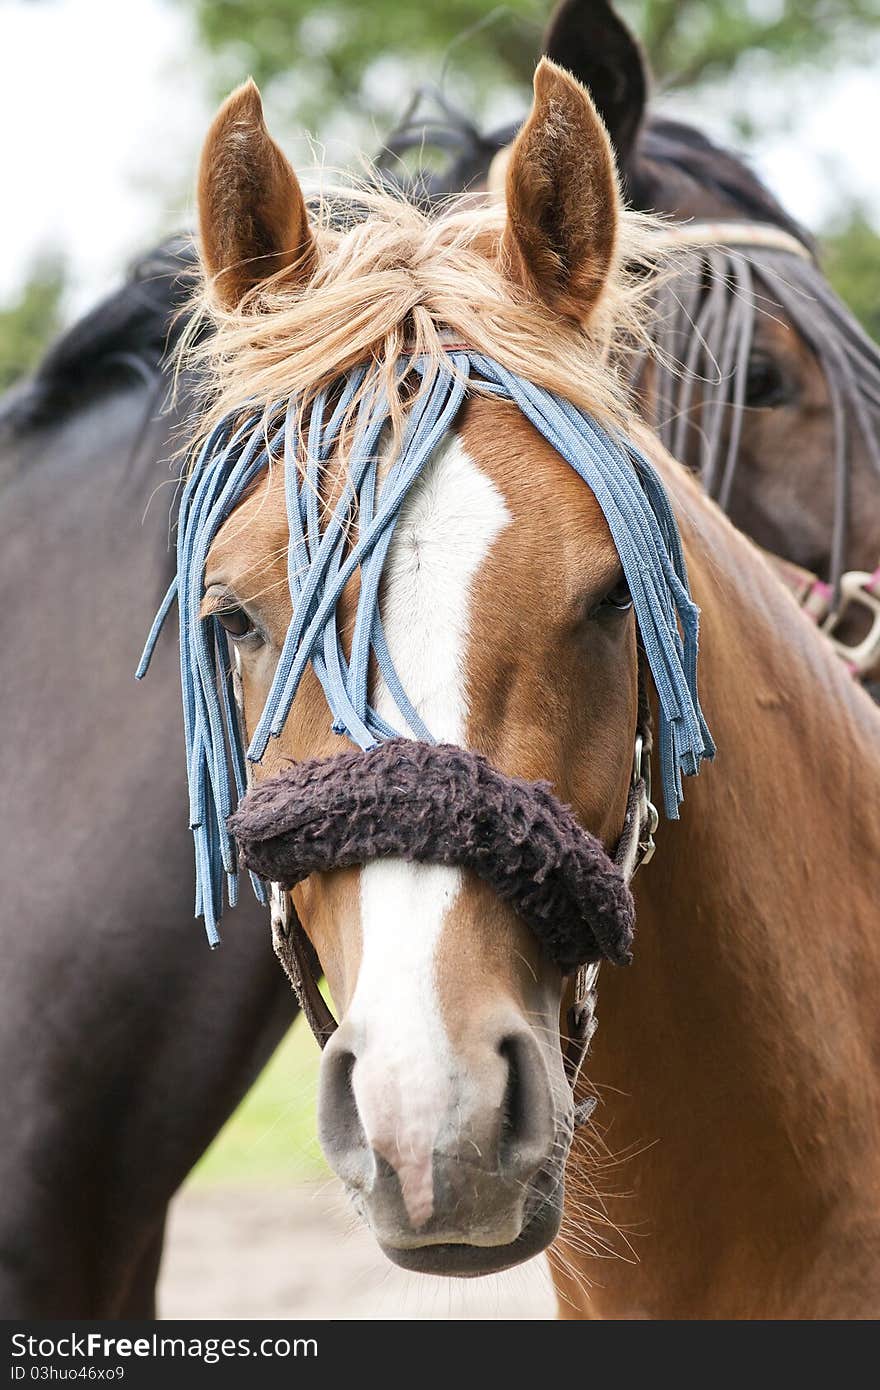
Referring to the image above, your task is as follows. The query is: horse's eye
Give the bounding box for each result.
[595,578,633,617]
[745,352,788,408]
[215,606,257,640]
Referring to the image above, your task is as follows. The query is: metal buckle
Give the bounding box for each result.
[576,960,600,1003]
[632,734,659,868]
[822,568,880,677]
[269,881,291,939]
[565,960,601,1094]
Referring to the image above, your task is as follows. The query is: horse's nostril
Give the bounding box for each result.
[317,1043,373,1191]
[500,1036,524,1149]
[497,1030,554,1180]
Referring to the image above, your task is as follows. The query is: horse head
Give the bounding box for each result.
[185,61,693,1274]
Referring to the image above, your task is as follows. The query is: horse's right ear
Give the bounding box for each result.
[197,80,316,311]
[542,0,648,169]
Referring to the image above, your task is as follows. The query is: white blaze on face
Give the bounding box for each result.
[349,432,511,1227]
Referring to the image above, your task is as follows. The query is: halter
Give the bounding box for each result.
[137,349,712,1098]
[231,719,660,1095]
[651,220,813,261]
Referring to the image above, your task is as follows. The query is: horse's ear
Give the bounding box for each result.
[502,58,619,324]
[197,79,315,311]
[542,0,648,169]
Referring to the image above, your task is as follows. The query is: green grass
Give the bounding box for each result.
[190,1015,328,1186]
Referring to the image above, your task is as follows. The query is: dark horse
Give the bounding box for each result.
[0,249,296,1316]
[2,2,879,1316]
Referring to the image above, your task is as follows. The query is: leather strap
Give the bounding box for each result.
[269,882,337,1048]
[561,724,657,1091]
[236,658,341,1047]
[651,220,813,261]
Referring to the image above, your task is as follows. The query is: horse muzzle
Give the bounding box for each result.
[228,739,635,1274]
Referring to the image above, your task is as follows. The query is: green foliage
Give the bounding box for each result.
[822,208,880,343]
[0,256,66,394]
[192,1018,327,1186]
[181,0,880,118]
[185,0,543,126]
[621,1,880,87]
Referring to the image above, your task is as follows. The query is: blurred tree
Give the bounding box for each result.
[620,1,880,88]
[182,0,542,125]
[180,0,880,117]
[0,256,65,393]
[822,208,880,342]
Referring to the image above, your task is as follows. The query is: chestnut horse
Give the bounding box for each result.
[3,8,879,1316]
[178,62,880,1317]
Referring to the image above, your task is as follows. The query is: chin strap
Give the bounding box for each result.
[269,882,337,1048]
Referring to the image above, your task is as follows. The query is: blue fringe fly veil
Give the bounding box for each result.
[137,351,714,945]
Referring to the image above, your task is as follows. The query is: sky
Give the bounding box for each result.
[2,0,211,312]
[2,0,879,319]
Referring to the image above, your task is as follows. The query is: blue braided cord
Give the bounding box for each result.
[341,359,460,742]
[346,446,377,722]
[137,405,281,942]
[247,385,390,758]
[183,421,280,835]
[215,622,267,907]
[135,413,249,681]
[468,355,713,816]
[345,380,437,740]
[135,576,178,681]
[281,386,411,745]
[138,350,712,942]
[247,355,469,760]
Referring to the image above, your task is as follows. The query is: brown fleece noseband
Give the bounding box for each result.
[229,739,637,973]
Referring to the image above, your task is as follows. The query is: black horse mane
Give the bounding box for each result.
[2,196,373,438]
[0,238,199,434]
[630,116,813,251]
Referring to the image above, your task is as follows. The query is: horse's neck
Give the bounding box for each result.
[575,450,880,1318]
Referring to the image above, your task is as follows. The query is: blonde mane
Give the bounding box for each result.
[180,175,666,451]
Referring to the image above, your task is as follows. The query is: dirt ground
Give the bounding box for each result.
[158,1181,556,1320]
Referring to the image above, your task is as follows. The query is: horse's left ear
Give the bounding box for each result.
[502,58,619,324]
[197,79,316,311]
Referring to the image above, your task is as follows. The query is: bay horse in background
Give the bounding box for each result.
[2,1,880,1318]
[186,62,880,1317]
[384,0,880,682]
